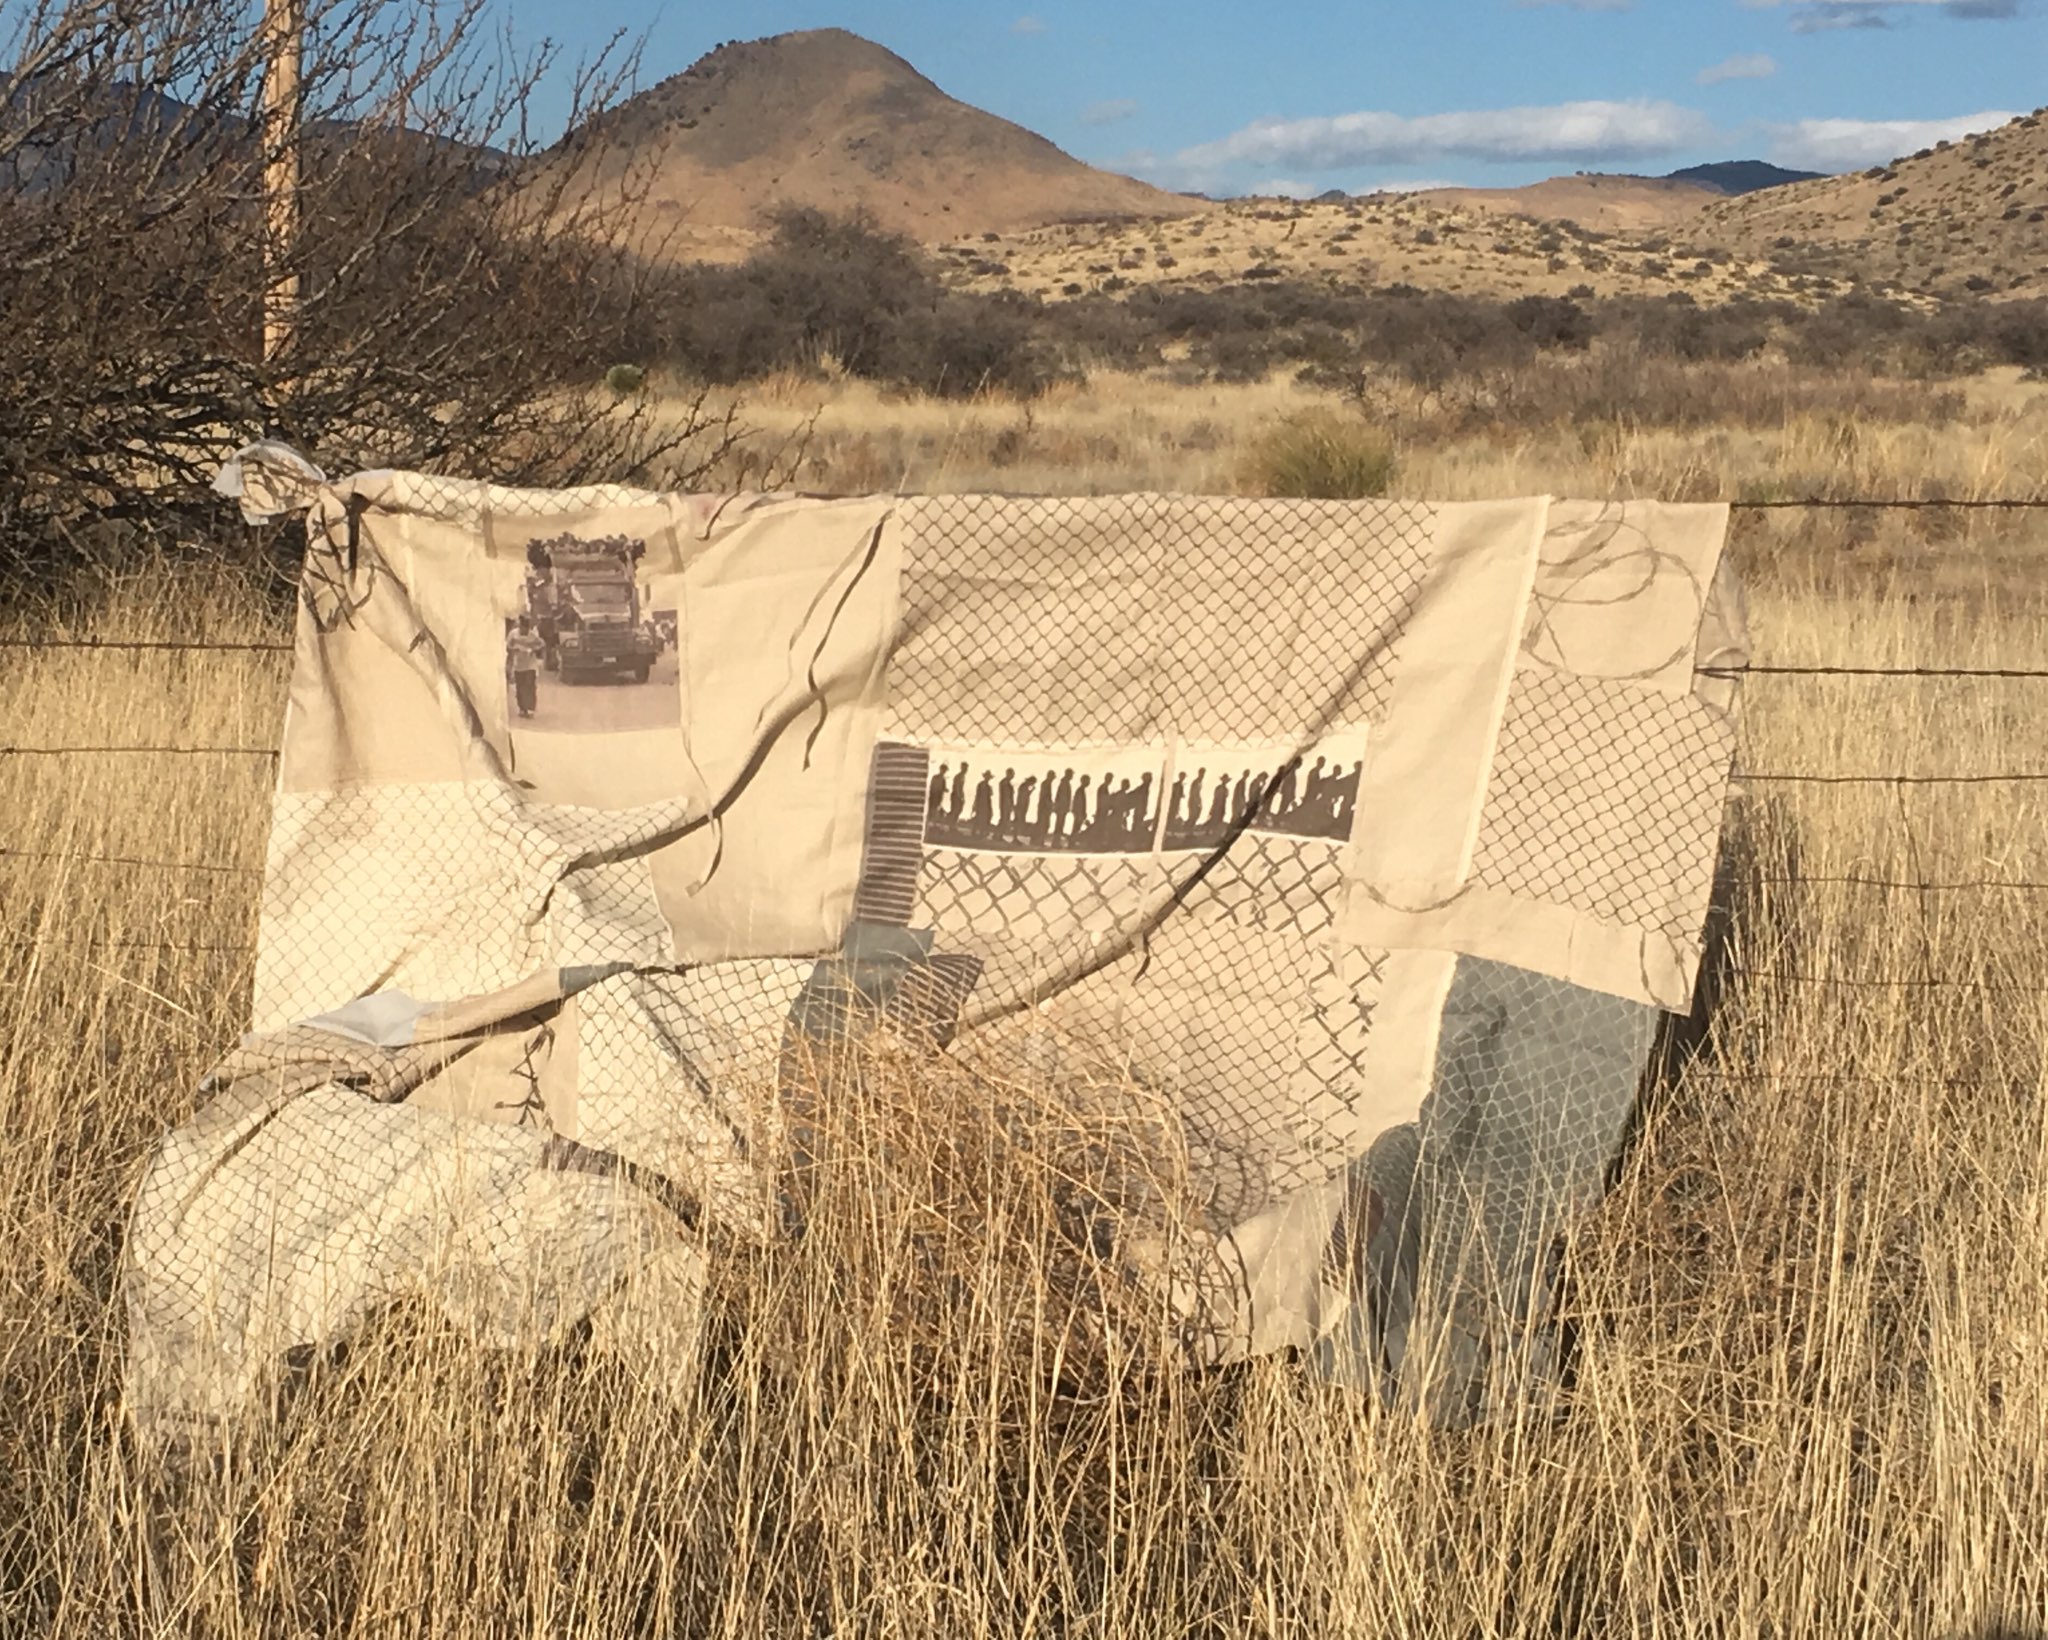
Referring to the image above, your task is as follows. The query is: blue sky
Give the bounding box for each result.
[503,0,2044,195]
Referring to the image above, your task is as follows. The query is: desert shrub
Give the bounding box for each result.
[1506,294,1593,351]
[1782,294,1915,371]
[1611,296,1781,363]
[1240,410,1397,498]
[1779,294,2048,378]
[1040,295,1160,372]
[670,206,935,381]
[666,210,1058,398]
[884,291,1057,399]
[1465,348,1966,435]
[1285,320,1358,378]
[691,255,2039,405]
[1355,291,1535,390]
[1195,329,1285,382]
[1990,302,2048,377]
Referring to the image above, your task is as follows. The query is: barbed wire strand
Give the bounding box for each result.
[1755,873,2048,893]
[10,848,2048,899]
[1739,770,2048,786]
[1708,663,2048,679]
[1729,498,2048,511]
[1725,965,2048,998]
[0,848,261,875]
[26,942,252,954]
[13,942,2037,996]
[13,743,2048,788]
[0,636,291,653]
[0,745,279,758]
[18,923,2041,984]
[14,631,2048,684]
[1691,1068,2003,1091]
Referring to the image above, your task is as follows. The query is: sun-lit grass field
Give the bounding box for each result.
[4,372,2048,1636]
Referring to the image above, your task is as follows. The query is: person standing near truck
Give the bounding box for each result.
[508,615,546,719]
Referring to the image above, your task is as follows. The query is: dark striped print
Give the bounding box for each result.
[852,741,931,925]
[891,952,985,1048]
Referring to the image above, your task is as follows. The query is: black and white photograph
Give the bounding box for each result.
[922,739,1366,856]
[504,533,680,733]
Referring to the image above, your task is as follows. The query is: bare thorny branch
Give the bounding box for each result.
[0,0,768,587]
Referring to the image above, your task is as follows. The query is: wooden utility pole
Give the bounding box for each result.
[260,0,302,369]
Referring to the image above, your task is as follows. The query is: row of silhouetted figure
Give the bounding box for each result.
[925,755,1361,852]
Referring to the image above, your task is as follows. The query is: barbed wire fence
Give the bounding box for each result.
[6,496,2048,995]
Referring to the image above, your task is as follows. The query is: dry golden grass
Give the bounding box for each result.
[706,365,2048,577]
[6,381,2048,1634]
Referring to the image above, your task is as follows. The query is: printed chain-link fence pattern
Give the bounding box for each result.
[887,495,1437,743]
[906,833,1377,1227]
[1470,671,1735,951]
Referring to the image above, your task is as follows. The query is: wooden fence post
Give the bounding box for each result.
[260,0,302,371]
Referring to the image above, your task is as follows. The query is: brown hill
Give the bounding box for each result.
[1696,108,2048,301]
[551,28,1202,251]
[1409,174,1723,235]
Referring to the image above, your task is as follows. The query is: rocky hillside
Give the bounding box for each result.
[1696,110,2048,301]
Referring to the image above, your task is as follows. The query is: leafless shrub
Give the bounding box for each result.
[0,0,740,585]
[1385,347,1970,439]
[665,208,1057,399]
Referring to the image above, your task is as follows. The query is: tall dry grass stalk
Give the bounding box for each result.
[5,418,2048,1634]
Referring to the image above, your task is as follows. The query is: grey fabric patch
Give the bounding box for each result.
[299,990,431,1049]
[559,962,635,996]
[1315,955,1656,1423]
[783,920,939,1052]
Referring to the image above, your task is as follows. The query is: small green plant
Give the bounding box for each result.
[603,363,647,395]
[1240,410,1397,499]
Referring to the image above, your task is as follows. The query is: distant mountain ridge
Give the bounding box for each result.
[1382,158,1817,236]
[1,74,515,200]
[22,37,2039,308]
[1665,160,1824,196]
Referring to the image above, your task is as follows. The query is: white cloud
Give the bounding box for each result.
[1249,178,1319,198]
[1010,14,1046,35]
[1170,100,1713,177]
[1079,98,1139,126]
[1745,0,2018,29]
[1698,52,1779,84]
[1770,108,2019,169]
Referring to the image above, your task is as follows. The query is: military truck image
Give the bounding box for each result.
[523,533,659,684]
